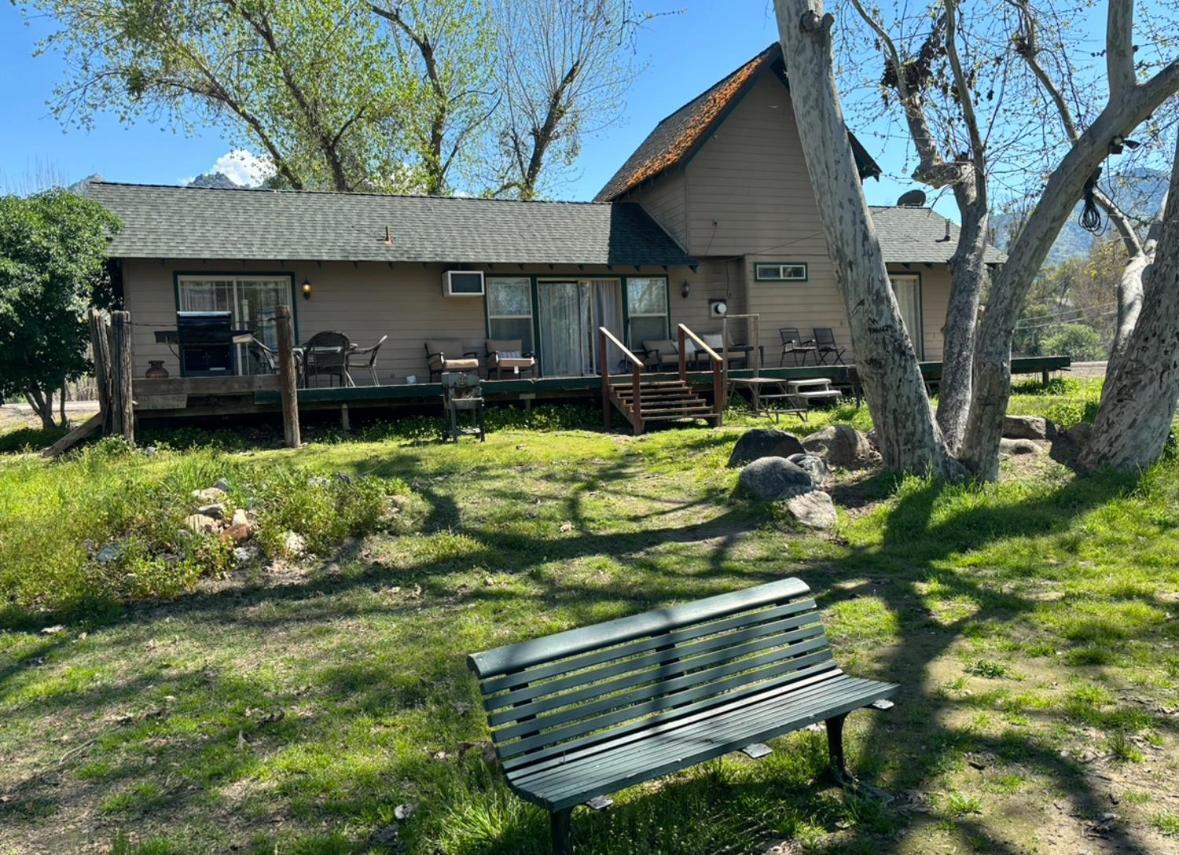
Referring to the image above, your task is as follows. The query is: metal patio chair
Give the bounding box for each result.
[347,335,388,385]
[812,328,848,365]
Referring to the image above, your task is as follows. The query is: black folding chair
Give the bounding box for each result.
[778,327,816,366]
[812,328,848,365]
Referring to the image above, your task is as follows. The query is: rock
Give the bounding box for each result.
[727,429,806,467]
[786,453,831,488]
[231,508,252,529]
[142,445,159,457]
[738,457,813,501]
[1064,422,1092,449]
[192,487,227,503]
[96,542,123,564]
[213,478,232,493]
[307,475,332,488]
[233,545,258,566]
[1002,415,1051,440]
[281,531,307,557]
[782,490,837,530]
[1000,438,1042,456]
[195,503,225,520]
[183,513,219,534]
[221,524,252,543]
[802,425,879,469]
[334,472,353,485]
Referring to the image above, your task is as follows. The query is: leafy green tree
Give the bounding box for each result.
[22,0,408,192]
[0,191,119,429]
[371,0,498,195]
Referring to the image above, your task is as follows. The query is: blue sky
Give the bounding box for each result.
[0,1,1089,219]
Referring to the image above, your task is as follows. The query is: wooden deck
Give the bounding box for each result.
[131,356,1072,419]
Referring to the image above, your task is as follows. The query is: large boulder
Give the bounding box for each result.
[1002,415,1052,440]
[787,453,831,488]
[783,490,837,530]
[728,429,806,467]
[738,457,813,501]
[801,425,879,469]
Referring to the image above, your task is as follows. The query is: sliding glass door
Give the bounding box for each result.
[536,279,624,376]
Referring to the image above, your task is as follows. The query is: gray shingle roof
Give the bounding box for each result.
[88,182,696,267]
[870,206,1006,264]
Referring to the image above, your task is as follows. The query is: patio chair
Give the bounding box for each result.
[779,327,817,366]
[347,335,388,386]
[812,328,848,365]
[696,332,759,370]
[639,338,680,372]
[303,331,354,387]
[485,339,536,379]
[248,336,278,374]
[425,339,481,382]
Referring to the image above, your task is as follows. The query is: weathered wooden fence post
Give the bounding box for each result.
[88,308,112,434]
[276,305,301,448]
[109,310,135,444]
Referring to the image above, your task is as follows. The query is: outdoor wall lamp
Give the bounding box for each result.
[681,279,691,298]
[302,279,313,300]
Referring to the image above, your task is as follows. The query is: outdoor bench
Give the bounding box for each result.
[467,577,898,853]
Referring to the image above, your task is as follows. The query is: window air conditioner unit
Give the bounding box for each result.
[444,269,485,297]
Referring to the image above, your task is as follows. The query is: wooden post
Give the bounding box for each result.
[276,305,301,448]
[88,309,112,434]
[599,327,611,429]
[677,325,687,381]
[109,310,134,444]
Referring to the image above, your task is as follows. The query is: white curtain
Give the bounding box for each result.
[539,282,586,377]
[890,275,923,359]
[589,279,624,374]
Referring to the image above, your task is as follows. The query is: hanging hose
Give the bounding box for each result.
[1079,169,1103,233]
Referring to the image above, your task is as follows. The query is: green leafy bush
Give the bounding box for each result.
[1041,323,1105,360]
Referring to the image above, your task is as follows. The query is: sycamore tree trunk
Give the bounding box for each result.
[1083,135,1179,470]
[960,3,1179,479]
[773,0,960,478]
[24,386,57,430]
[939,190,989,453]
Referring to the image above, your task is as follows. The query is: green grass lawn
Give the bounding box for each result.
[1,379,1176,853]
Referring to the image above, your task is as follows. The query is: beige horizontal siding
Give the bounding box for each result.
[684,74,829,260]
[622,171,687,249]
[121,260,697,383]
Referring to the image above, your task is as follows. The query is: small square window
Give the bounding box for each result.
[754,262,808,282]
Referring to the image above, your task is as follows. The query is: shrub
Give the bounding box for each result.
[1041,323,1105,360]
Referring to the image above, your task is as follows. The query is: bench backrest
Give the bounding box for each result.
[467,577,836,775]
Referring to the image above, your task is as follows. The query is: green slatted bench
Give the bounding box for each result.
[467,577,898,854]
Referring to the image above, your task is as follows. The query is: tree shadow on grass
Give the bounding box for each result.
[1,451,1169,853]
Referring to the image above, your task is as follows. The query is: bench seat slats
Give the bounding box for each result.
[509,675,896,810]
[487,621,828,727]
[468,577,812,679]
[484,609,822,712]
[479,597,819,696]
[499,654,839,771]
[508,667,854,782]
[502,660,844,773]
[496,640,835,754]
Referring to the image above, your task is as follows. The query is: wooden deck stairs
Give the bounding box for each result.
[610,378,718,431]
[599,325,726,436]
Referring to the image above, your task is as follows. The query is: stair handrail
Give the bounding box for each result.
[677,324,725,427]
[599,326,645,433]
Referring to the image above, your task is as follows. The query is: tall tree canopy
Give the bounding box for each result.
[22,0,649,198]
[28,0,407,192]
[0,191,119,429]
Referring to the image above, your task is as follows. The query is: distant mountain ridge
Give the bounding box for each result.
[992,167,1169,266]
[187,172,242,189]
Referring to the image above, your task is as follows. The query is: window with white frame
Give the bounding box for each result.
[486,277,534,352]
[626,277,669,348]
[754,262,808,282]
[176,274,293,372]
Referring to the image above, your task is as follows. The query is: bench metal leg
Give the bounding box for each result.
[550,807,572,855]
[825,713,850,784]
